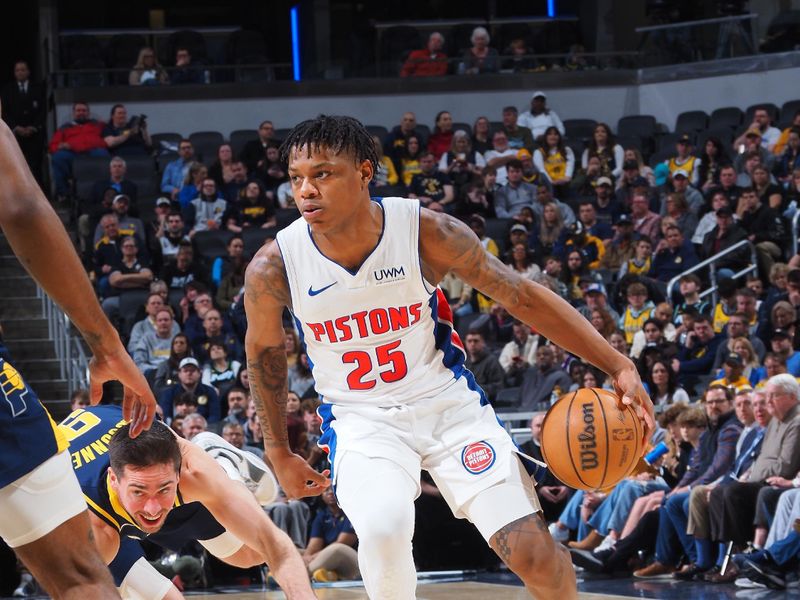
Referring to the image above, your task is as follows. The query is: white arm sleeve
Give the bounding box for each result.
[119,557,175,600]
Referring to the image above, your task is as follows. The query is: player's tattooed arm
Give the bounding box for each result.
[244,242,292,451]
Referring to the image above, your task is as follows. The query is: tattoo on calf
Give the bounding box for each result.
[490,512,548,564]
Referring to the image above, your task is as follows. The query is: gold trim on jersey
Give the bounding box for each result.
[84,493,121,530]
[106,477,136,526]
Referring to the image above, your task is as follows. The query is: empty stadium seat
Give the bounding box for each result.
[563,119,597,141]
[194,230,233,259]
[72,156,112,200]
[494,387,521,409]
[243,226,279,255]
[60,35,104,70]
[235,56,274,83]
[781,99,800,123]
[674,111,709,134]
[107,34,147,84]
[709,107,744,130]
[274,128,294,141]
[379,26,421,75]
[365,125,389,140]
[188,131,225,164]
[617,115,658,140]
[66,58,107,87]
[696,127,735,150]
[229,130,259,157]
[648,148,673,168]
[275,208,300,229]
[225,29,267,64]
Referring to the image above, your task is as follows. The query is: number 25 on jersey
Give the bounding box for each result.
[343,340,408,390]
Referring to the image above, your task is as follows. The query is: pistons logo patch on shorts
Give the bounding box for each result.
[461,441,496,475]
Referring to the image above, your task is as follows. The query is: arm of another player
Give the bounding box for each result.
[419,210,655,440]
[178,440,316,599]
[244,241,330,497]
[0,117,155,436]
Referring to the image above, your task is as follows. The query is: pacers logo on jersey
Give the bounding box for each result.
[1,361,29,417]
[461,441,496,475]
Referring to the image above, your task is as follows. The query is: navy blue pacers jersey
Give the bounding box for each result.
[59,405,226,583]
[0,358,68,488]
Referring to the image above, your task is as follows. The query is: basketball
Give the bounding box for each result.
[540,388,644,491]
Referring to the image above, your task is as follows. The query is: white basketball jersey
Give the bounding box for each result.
[276,197,469,407]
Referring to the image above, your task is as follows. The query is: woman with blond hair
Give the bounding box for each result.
[129,47,169,85]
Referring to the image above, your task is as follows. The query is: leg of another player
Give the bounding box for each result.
[490,511,577,599]
[13,511,119,600]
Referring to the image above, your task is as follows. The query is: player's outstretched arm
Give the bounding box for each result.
[0,116,155,436]
[244,241,329,497]
[419,209,655,440]
[178,440,317,599]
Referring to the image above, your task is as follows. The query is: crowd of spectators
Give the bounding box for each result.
[30,79,800,589]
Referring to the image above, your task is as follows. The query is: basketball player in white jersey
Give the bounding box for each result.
[244,115,655,600]
[0,107,156,598]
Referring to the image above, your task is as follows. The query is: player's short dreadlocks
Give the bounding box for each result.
[279,115,379,173]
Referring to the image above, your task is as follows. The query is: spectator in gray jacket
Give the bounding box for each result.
[464,330,505,402]
[493,160,536,219]
[185,178,227,235]
[519,345,573,410]
[132,308,175,376]
[128,292,181,353]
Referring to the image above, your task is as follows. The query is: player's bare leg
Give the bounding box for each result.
[13,512,119,600]
[489,512,577,600]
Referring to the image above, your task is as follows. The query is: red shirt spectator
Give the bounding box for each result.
[400,32,448,77]
[48,105,106,154]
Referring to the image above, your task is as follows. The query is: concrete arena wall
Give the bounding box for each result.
[55,66,798,137]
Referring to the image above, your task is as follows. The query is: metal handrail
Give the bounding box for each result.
[36,287,90,394]
[635,12,758,33]
[792,210,800,257]
[665,239,758,306]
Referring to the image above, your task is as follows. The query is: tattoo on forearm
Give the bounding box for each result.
[490,512,548,564]
[247,346,289,449]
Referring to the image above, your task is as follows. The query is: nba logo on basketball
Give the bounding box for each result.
[461,441,496,474]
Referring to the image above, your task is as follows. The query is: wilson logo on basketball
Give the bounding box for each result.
[578,402,599,470]
[461,441,496,474]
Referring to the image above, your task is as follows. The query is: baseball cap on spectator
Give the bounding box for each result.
[623,160,639,170]
[616,214,633,226]
[673,170,689,179]
[517,148,532,160]
[113,194,130,205]
[654,163,670,186]
[716,206,733,218]
[585,283,607,297]
[745,128,762,138]
[510,224,528,234]
[179,357,200,370]
[678,134,692,144]
[724,352,743,367]
[531,91,547,99]
[632,176,649,187]
[596,176,613,187]
[155,197,171,207]
[469,214,486,227]
[771,329,792,340]
[569,221,585,236]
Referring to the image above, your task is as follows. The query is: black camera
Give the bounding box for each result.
[128,114,147,130]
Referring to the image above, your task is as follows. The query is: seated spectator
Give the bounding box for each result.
[615,161,647,208]
[131,308,175,377]
[519,345,573,410]
[534,126,574,191]
[578,282,621,323]
[664,134,701,185]
[531,202,565,258]
[177,162,209,208]
[159,357,221,423]
[400,31,448,77]
[519,413,573,521]
[102,104,151,156]
[775,127,800,184]
[221,386,249,427]
[128,46,168,86]
[601,215,636,273]
[769,328,800,376]
[221,160,250,204]
[619,282,655,345]
[289,349,316,399]
[502,38,537,72]
[467,215,499,257]
[170,47,204,85]
[128,292,180,351]
[398,134,423,187]
[438,130,485,190]
[369,135,399,190]
[554,221,605,270]
[582,123,624,180]
[471,116,492,155]
[221,421,261,456]
[192,308,242,363]
[153,333,192,397]
[697,136,730,194]
[101,235,153,318]
[700,206,750,276]
[161,242,206,291]
[459,27,499,75]
[735,140,773,179]
[773,110,800,156]
[621,148,656,187]
[92,213,122,292]
[712,311,766,370]
[709,351,752,390]
[534,183,575,226]
[734,106,782,153]
[517,148,546,188]
[185,177,227,235]
[241,120,278,173]
[48,101,108,200]
[630,192,662,243]
[92,194,146,250]
[493,159,536,219]
[180,411,207,441]
[484,130,518,185]
[407,152,453,212]
[211,234,246,288]
[156,210,190,266]
[89,155,138,208]
[660,192,698,243]
[650,225,699,283]
[160,139,195,199]
[518,91,564,141]
[663,170,704,216]
[217,256,247,312]
[499,321,540,387]
[464,330,505,403]
[201,341,241,398]
[500,106,534,152]
[647,359,690,407]
[303,488,359,582]
[224,180,276,232]
[254,144,288,195]
[561,251,598,304]
[206,143,234,188]
[673,313,725,390]
[426,111,454,161]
